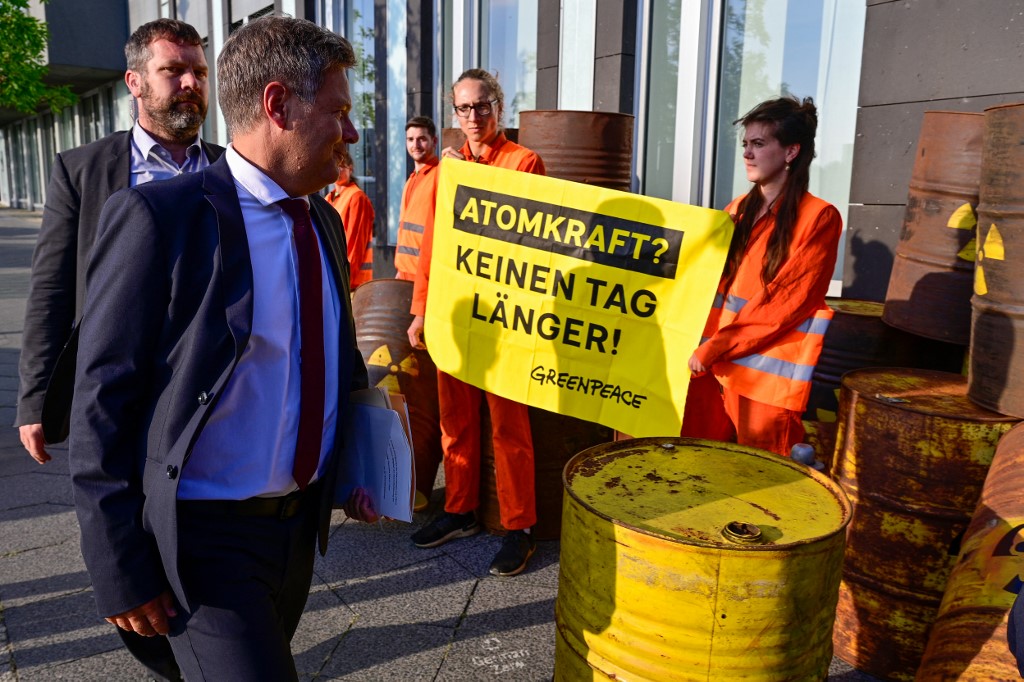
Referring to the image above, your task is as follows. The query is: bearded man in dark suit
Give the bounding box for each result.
[17,18,223,464]
[15,18,221,681]
[69,15,372,680]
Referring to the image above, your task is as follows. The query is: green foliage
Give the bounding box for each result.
[0,0,76,114]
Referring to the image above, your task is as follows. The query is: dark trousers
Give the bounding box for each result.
[167,494,320,681]
[118,628,181,681]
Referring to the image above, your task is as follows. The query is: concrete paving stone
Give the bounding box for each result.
[0,304,26,338]
[0,275,31,301]
[0,540,89,606]
[0,470,74,510]
[313,619,453,681]
[438,579,556,682]
[324,555,477,630]
[292,572,357,679]
[0,450,49,478]
[443,534,561,590]
[0,504,78,555]
[317,513,446,584]
[0,243,34,267]
[23,639,151,681]
[0,445,72,478]
[5,589,122,672]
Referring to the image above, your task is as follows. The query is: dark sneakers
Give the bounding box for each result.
[489,530,536,577]
[411,511,480,548]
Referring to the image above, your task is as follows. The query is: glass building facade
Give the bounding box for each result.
[1,0,864,286]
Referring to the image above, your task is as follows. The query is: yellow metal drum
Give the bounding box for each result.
[555,437,852,681]
[830,368,1018,681]
[916,422,1024,681]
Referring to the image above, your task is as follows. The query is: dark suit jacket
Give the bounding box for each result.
[69,156,367,617]
[16,130,224,431]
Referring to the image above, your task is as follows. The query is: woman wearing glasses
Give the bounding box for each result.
[682,96,841,457]
[407,69,546,577]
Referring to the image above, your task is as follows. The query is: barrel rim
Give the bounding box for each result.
[921,110,985,118]
[561,436,852,550]
[984,102,1024,114]
[518,109,635,122]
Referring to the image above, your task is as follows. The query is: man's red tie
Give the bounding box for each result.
[278,198,326,490]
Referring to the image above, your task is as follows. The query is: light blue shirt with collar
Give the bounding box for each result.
[129,122,209,187]
[178,145,342,500]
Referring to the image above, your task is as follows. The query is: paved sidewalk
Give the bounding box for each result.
[0,207,876,681]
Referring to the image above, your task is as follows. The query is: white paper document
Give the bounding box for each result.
[335,388,416,522]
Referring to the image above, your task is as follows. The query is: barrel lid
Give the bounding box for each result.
[563,438,851,549]
[842,367,1018,422]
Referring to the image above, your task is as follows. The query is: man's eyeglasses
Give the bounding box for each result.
[453,100,497,118]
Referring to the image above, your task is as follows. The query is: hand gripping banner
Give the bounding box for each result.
[424,158,734,437]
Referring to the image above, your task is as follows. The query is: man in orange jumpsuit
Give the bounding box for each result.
[407,69,545,577]
[326,150,374,288]
[394,116,439,281]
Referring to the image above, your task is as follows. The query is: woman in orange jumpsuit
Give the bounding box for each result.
[682,96,841,457]
[406,69,546,577]
[326,150,374,288]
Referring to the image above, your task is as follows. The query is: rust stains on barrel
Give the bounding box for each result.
[555,437,851,681]
[518,111,634,192]
[883,111,984,345]
[917,422,1024,680]
[970,102,1024,418]
[803,299,965,469]
[831,368,1017,681]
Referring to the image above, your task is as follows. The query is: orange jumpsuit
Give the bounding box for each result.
[682,192,841,456]
[395,158,439,281]
[412,133,546,530]
[327,181,374,288]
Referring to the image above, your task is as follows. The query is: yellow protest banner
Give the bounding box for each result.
[424,159,733,437]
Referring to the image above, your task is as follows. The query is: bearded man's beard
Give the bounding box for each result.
[138,81,207,141]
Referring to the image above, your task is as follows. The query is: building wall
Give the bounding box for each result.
[843,0,1024,301]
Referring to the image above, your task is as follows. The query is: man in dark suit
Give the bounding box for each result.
[16,18,222,465]
[15,19,219,681]
[70,14,371,679]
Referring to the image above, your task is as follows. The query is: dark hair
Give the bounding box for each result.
[125,19,202,73]
[339,150,359,188]
[451,68,504,130]
[406,115,437,137]
[217,15,356,135]
[724,96,818,288]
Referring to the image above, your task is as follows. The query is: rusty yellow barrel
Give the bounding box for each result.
[351,279,442,502]
[882,110,984,345]
[970,102,1024,418]
[916,422,1024,680]
[555,437,851,681]
[518,111,634,191]
[803,298,965,468]
[830,368,1018,680]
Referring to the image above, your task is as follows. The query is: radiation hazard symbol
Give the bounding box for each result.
[367,344,420,393]
[975,223,1006,296]
[949,204,979,261]
[947,203,978,230]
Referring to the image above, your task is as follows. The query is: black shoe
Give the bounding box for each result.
[411,511,480,548]
[489,530,536,576]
